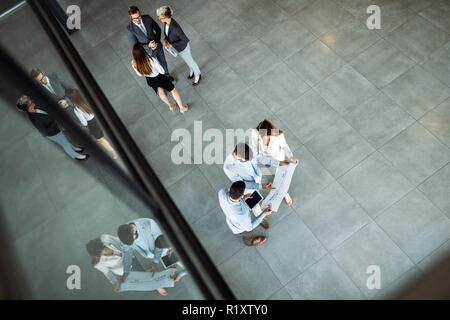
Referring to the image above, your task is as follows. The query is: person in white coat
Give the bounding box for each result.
[250,119,299,206]
[86,234,186,296]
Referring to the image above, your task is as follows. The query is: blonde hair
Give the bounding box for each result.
[156,6,173,18]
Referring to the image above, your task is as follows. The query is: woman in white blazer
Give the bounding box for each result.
[250,119,299,206]
[86,234,185,296]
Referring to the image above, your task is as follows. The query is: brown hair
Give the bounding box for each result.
[128,6,140,15]
[132,43,153,76]
[65,88,93,115]
[256,119,283,137]
[30,68,42,79]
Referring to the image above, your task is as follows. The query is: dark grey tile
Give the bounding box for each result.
[383,65,450,119]
[257,214,327,285]
[379,122,450,186]
[297,182,371,250]
[339,152,414,218]
[375,189,450,263]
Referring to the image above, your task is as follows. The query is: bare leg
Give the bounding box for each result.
[97,137,118,159]
[157,87,176,111]
[284,192,293,206]
[170,87,188,113]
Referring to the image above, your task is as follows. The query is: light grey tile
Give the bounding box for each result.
[81,40,122,77]
[314,64,379,116]
[274,0,312,14]
[191,207,245,265]
[401,0,434,12]
[298,182,371,250]
[199,163,232,193]
[218,248,283,299]
[295,0,354,37]
[335,0,384,20]
[167,168,218,224]
[185,39,225,75]
[375,0,417,37]
[252,63,311,113]
[204,18,258,60]
[225,40,283,85]
[332,222,414,299]
[259,17,316,60]
[320,17,381,62]
[128,110,171,156]
[419,98,450,147]
[276,89,342,144]
[417,240,450,272]
[385,15,449,63]
[289,146,335,210]
[420,43,450,87]
[95,62,141,102]
[419,0,450,33]
[345,92,415,149]
[305,117,375,178]
[376,189,450,263]
[257,214,327,285]
[286,254,365,299]
[339,152,415,218]
[267,287,292,300]
[350,39,416,89]
[379,122,450,186]
[418,163,450,218]
[383,65,450,119]
[285,40,345,86]
[194,63,247,108]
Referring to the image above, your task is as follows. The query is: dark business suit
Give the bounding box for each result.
[126,15,169,75]
[163,18,189,52]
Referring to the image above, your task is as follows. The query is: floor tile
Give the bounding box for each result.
[259,17,316,60]
[225,40,283,85]
[375,0,417,37]
[418,163,450,218]
[314,64,379,116]
[420,43,450,87]
[256,214,327,285]
[297,182,371,250]
[335,0,384,20]
[379,122,450,186]
[305,117,375,178]
[385,15,449,63]
[339,151,414,217]
[419,98,450,147]
[350,39,416,89]
[345,92,415,149]
[276,89,342,144]
[274,0,312,14]
[218,248,282,299]
[383,65,450,119]
[417,240,450,272]
[332,222,414,299]
[285,254,365,299]
[375,189,450,263]
[419,0,450,33]
[191,207,246,265]
[285,40,345,86]
[252,63,310,113]
[267,287,293,300]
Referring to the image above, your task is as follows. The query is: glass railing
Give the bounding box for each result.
[0,0,233,300]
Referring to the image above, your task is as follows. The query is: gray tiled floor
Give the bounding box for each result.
[1,0,449,300]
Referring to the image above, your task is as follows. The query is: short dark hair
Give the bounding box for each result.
[30,68,42,79]
[155,235,169,249]
[117,224,134,245]
[128,6,140,15]
[234,143,253,161]
[86,238,105,265]
[229,181,245,200]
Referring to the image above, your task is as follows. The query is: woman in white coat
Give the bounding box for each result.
[250,119,299,206]
[86,234,185,296]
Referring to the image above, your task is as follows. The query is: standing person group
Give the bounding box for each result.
[126,5,202,114]
[219,120,300,247]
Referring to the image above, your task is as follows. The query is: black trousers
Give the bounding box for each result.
[238,231,254,246]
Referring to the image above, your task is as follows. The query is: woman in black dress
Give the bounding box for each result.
[131,43,188,114]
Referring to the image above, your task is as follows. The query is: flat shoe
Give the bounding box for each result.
[248,236,267,246]
[75,154,90,161]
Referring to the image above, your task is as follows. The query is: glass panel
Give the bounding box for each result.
[0,2,204,300]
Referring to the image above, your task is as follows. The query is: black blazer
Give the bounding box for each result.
[164,18,189,52]
[28,111,60,137]
[126,14,162,54]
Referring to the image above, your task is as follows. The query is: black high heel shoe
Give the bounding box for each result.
[187,72,194,79]
[192,74,201,86]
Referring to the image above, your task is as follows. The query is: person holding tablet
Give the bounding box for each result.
[218,181,272,246]
[223,143,289,226]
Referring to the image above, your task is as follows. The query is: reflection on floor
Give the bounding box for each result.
[0,0,449,299]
